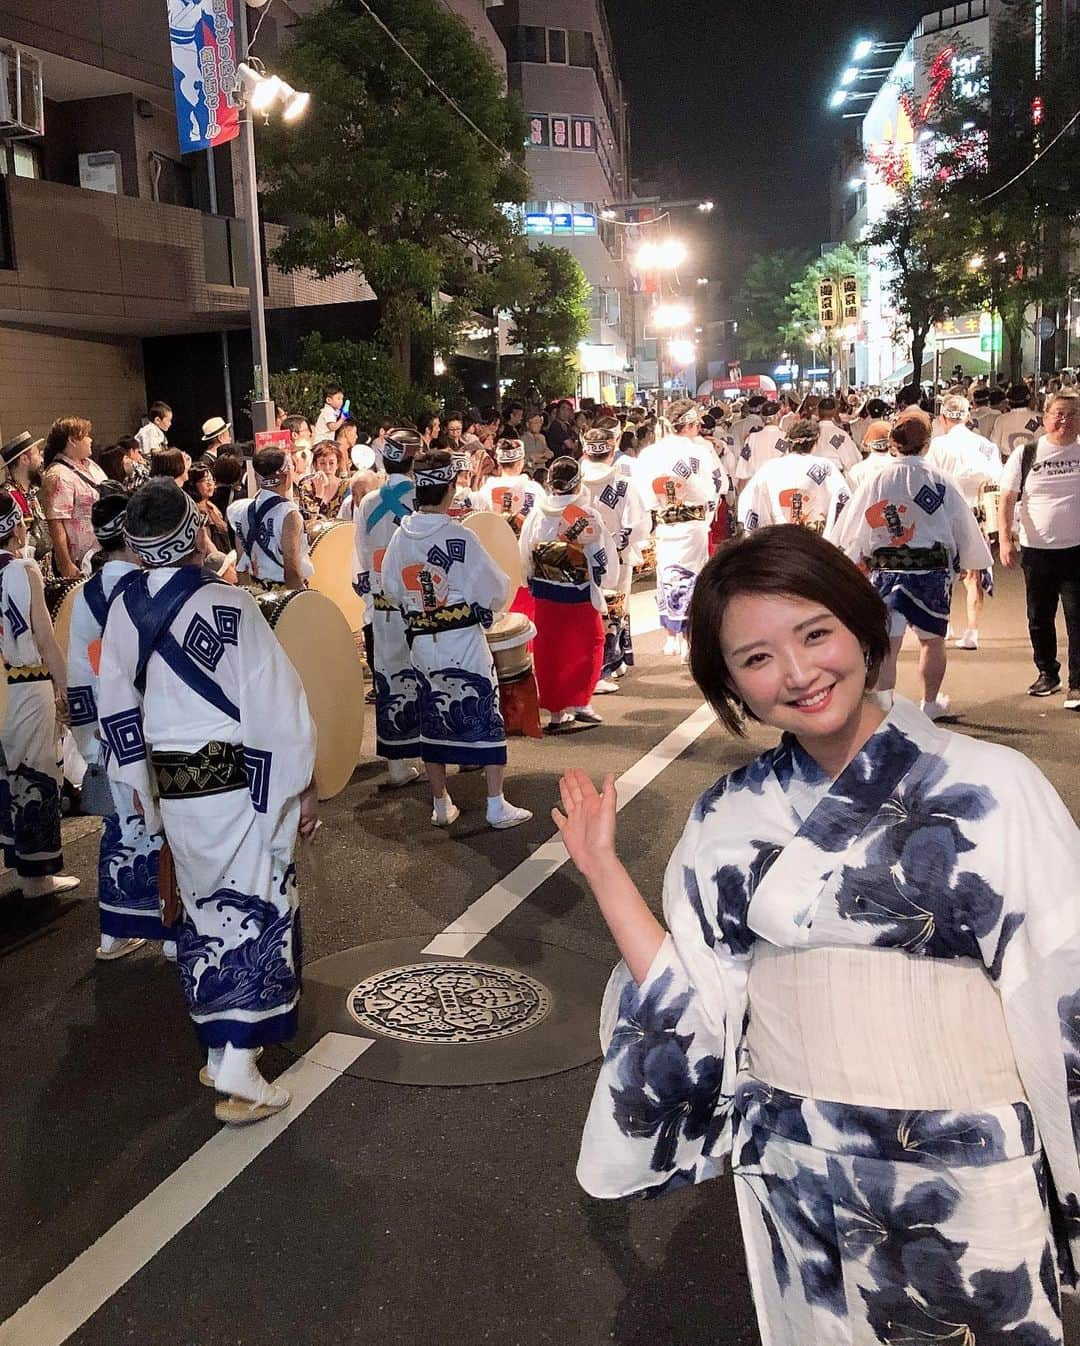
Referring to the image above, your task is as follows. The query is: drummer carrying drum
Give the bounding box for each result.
[227,447,312,592]
[381,450,533,831]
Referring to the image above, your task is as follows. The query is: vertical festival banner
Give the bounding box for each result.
[168,0,241,153]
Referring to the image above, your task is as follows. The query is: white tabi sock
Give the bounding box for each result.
[433,792,455,824]
[214,1043,285,1105]
[485,793,507,820]
[99,934,119,953]
[205,1047,225,1082]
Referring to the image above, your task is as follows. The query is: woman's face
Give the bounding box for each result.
[720,593,868,745]
[196,474,213,500]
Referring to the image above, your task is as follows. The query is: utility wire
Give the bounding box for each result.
[246,0,275,53]
[978,105,1080,202]
[352,0,530,183]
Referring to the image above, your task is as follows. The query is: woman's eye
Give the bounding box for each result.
[743,653,768,668]
[807,628,831,642]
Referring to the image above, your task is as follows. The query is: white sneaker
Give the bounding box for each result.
[594,678,620,694]
[23,874,80,899]
[487,803,533,831]
[954,630,979,651]
[920,695,951,722]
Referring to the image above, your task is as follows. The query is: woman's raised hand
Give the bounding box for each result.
[553,769,617,878]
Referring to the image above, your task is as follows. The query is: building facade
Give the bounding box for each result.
[0,1,374,449]
[491,0,634,401]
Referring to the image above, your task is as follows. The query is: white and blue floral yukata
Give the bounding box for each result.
[381,513,510,766]
[354,479,419,762]
[98,567,316,1048]
[0,555,63,879]
[67,560,166,943]
[579,695,1080,1344]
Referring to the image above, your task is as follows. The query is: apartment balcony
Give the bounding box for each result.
[0,176,374,337]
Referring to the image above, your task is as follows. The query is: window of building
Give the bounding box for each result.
[550,115,570,150]
[547,29,568,64]
[571,117,595,151]
[509,26,547,63]
[527,114,549,147]
[568,30,595,68]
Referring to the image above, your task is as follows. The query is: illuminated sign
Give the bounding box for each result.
[525,212,597,236]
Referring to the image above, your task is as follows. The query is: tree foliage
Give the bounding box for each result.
[734,251,810,359]
[257,0,529,379]
[503,245,591,401]
[270,333,421,431]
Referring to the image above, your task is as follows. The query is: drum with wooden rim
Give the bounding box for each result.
[254,588,366,799]
[307,520,365,632]
[485,612,540,738]
[463,511,523,597]
[45,576,86,658]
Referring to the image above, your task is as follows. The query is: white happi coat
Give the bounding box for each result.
[738,452,849,534]
[633,433,721,634]
[581,461,651,591]
[926,425,1002,508]
[518,492,618,613]
[735,424,786,483]
[814,419,862,476]
[68,559,164,942]
[579,693,1080,1344]
[382,513,510,766]
[828,458,992,574]
[98,569,316,1046]
[227,488,312,585]
[474,472,546,536]
[846,449,895,491]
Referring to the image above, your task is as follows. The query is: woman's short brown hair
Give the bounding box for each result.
[687,526,890,736]
[312,439,345,474]
[891,408,932,455]
[150,448,187,479]
[45,416,92,465]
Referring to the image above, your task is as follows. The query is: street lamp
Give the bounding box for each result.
[233,39,311,434]
[668,338,696,367]
[697,200,715,213]
[633,238,689,272]
[696,276,710,286]
[653,302,693,330]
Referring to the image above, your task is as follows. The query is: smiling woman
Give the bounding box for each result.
[556,526,1080,1345]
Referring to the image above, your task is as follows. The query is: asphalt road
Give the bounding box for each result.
[2,567,1078,1346]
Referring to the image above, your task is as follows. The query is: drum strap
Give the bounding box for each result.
[121,570,240,723]
[243,495,289,568]
[83,568,140,630]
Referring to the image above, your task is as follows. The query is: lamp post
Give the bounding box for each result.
[632,243,689,416]
[649,297,693,419]
[234,3,310,435]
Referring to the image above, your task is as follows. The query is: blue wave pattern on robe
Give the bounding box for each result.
[578,696,1080,1343]
[0,761,62,877]
[97,803,165,941]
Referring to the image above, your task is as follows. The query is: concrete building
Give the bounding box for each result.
[0,1,373,449]
[440,0,507,68]
[491,0,634,401]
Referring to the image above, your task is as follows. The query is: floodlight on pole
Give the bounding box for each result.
[830,90,849,109]
[841,67,861,86]
[654,302,693,331]
[633,238,688,272]
[853,39,874,60]
[668,338,696,366]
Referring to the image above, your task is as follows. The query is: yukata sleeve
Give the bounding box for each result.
[824,479,868,560]
[98,600,161,832]
[66,595,100,766]
[465,532,511,615]
[989,754,1080,1288]
[577,806,751,1200]
[231,589,317,858]
[380,530,406,609]
[736,476,765,532]
[949,487,993,572]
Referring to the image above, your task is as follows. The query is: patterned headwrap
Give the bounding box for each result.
[255,456,290,488]
[583,428,615,457]
[0,494,22,538]
[383,427,423,466]
[671,402,702,430]
[124,489,200,567]
[92,497,128,544]
[414,461,458,489]
[495,438,525,465]
[548,457,582,495]
[451,452,471,474]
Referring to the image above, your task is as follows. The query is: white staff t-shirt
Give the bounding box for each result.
[1000,435,1080,549]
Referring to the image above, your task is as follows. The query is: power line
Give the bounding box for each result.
[978,105,1080,202]
[352,0,530,184]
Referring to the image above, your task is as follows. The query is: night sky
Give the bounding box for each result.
[606,0,931,280]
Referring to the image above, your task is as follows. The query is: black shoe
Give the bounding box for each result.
[1065,688,1080,711]
[1028,674,1062,697]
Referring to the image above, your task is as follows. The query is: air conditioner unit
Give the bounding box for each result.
[0,45,45,140]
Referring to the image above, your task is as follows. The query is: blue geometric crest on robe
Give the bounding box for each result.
[101,708,147,766]
[67,685,97,728]
[427,538,467,571]
[212,604,241,646]
[182,612,226,672]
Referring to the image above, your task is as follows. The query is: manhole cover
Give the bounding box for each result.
[346,961,551,1044]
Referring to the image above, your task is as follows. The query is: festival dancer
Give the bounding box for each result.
[633,400,720,660]
[353,428,423,787]
[0,489,79,899]
[828,411,992,720]
[98,481,317,1124]
[475,437,547,619]
[227,447,312,591]
[67,495,172,961]
[734,399,786,490]
[737,418,849,535]
[382,450,532,831]
[581,427,651,691]
[519,457,616,732]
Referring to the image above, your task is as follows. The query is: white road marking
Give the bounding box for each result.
[423,702,716,958]
[0,1033,371,1346]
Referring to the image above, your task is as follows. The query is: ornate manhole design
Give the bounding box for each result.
[346,962,552,1044]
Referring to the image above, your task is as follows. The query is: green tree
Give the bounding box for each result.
[503,245,591,401]
[735,250,810,359]
[257,0,529,383]
[270,333,412,431]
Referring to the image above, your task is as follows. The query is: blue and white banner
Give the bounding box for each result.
[168,0,241,153]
